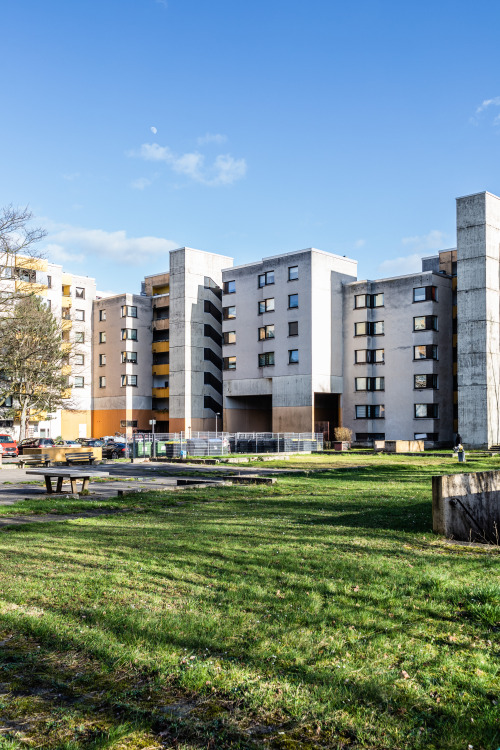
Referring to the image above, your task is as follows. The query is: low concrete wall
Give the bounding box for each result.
[432,470,500,543]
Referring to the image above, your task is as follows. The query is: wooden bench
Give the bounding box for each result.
[18,453,51,469]
[65,452,95,466]
[26,469,109,494]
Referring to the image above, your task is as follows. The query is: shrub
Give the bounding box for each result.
[333,427,352,443]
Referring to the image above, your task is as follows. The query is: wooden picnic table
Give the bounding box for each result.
[26,469,109,494]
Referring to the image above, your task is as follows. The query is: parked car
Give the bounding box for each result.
[76,438,105,447]
[0,434,18,457]
[102,441,129,459]
[17,437,55,455]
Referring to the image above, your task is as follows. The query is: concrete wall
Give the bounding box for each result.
[457,192,500,448]
[432,469,500,543]
[343,272,453,443]
[169,247,233,433]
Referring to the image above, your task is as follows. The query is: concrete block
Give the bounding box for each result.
[432,470,500,543]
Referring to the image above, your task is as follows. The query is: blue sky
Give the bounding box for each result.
[2,0,500,293]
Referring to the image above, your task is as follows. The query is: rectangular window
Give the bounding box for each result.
[45,299,51,310]
[223,330,236,345]
[121,374,138,387]
[413,315,438,331]
[288,265,299,281]
[356,432,386,441]
[258,298,275,314]
[74,353,84,366]
[74,376,84,388]
[99,354,106,366]
[99,376,106,388]
[121,329,137,340]
[355,405,385,419]
[414,374,438,389]
[414,345,438,360]
[415,403,439,418]
[258,324,275,340]
[99,332,106,344]
[288,349,299,364]
[355,293,384,308]
[75,287,85,299]
[414,432,439,441]
[355,349,384,363]
[121,351,138,363]
[223,280,236,294]
[121,305,138,318]
[288,321,298,336]
[75,332,84,343]
[355,377,385,391]
[74,309,85,321]
[354,321,384,336]
[223,306,236,320]
[47,275,52,288]
[120,420,138,428]
[223,356,236,370]
[99,310,106,321]
[288,293,299,309]
[258,270,274,287]
[258,352,275,367]
[413,286,438,302]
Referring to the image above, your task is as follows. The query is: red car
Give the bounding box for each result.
[0,434,18,456]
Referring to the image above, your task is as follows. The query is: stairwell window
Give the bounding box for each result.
[223,331,236,345]
[258,270,274,287]
[258,352,275,367]
[223,306,236,320]
[121,329,137,340]
[258,325,275,340]
[223,356,236,370]
[258,298,275,314]
[121,374,137,387]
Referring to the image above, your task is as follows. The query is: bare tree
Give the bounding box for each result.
[0,205,47,313]
[0,296,70,440]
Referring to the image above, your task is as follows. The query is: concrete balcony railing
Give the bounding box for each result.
[62,319,73,331]
[152,318,169,331]
[61,365,72,376]
[152,341,169,353]
[152,364,169,376]
[152,387,169,398]
[61,296,72,308]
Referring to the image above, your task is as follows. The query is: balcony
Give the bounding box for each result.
[152,409,169,419]
[62,388,72,399]
[152,341,169,353]
[152,318,169,331]
[62,319,73,331]
[61,341,72,353]
[61,365,71,376]
[152,364,169,376]
[14,280,47,295]
[61,296,72,308]
[152,387,169,398]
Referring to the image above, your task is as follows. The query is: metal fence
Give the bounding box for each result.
[130,431,323,458]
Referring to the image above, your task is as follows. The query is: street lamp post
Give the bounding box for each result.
[215,412,221,437]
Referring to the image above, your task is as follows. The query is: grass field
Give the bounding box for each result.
[0,454,498,749]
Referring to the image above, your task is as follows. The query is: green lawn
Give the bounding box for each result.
[0,455,498,749]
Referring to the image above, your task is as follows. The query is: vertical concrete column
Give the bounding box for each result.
[456,192,500,448]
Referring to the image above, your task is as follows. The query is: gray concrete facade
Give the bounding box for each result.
[457,192,500,448]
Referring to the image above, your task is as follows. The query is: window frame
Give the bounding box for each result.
[288,349,299,364]
[258,270,275,288]
[99,310,106,321]
[121,351,138,364]
[223,331,236,345]
[223,356,236,370]
[223,306,236,320]
[258,324,275,340]
[258,298,275,314]
[355,404,385,419]
[121,328,138,341]
[75,287,85,299]
[288,293,299,309]
[74,309,85,322]
[73,353,84,366]
[414,374,438,389]
[223,280,236,294]
[413,286,438,303]
[288,321,298,337]
[288,265,299,281]
[121,305,138,318]
[99,354,106,366]
[258,351,275,367]
[99,331,106,344]
[73,376,84,388]
[413,344,438,360]
[99,376,106,388]
[414,403,439,419]
[413,315,438,331]
[121,374,138,387]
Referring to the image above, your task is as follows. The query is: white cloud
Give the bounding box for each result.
[475,97,500,115]
[376,230,450,276]
[401,229,448,251]
[197,133,227,145]
[129,141,247,186]
[150,126,157,134]
[130,177,152,190]
[96,289,120,299]
[43,222,179,266]
[354,239,365,248]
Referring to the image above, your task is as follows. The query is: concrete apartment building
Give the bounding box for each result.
[221,249,357,435]
[0,257,96,439]
[342,271,453,443]
[91,293,153,437]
